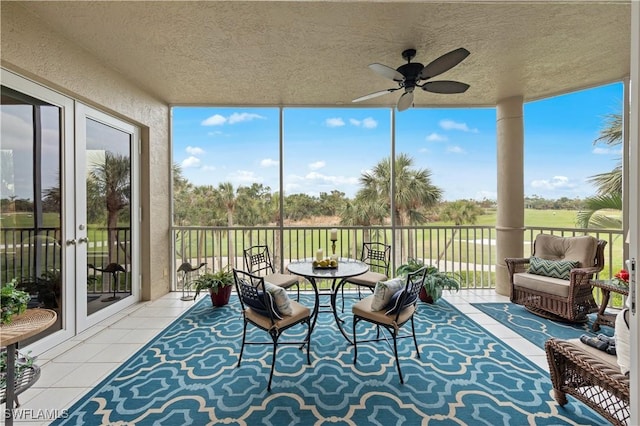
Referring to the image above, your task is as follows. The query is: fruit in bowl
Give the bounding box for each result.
[312,259,338,268]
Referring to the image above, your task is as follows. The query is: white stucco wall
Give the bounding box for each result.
[1,2,171,300]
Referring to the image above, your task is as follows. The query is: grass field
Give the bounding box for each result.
[430,208,583,228]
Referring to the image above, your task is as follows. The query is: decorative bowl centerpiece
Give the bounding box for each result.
[312,258,338,269]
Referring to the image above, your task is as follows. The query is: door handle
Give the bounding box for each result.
[78,237,89,244]
[66,239,77,246]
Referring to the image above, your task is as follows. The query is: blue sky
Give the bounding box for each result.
[172,81,623,201]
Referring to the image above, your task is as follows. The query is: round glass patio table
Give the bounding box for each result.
[287,258,368,343]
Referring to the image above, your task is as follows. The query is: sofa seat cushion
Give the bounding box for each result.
[513,272,570,297]
[534,234,598,268]
[564,338,619,370]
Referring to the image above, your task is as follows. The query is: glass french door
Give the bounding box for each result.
[75,104,139,331]
[1,69,139,350]
[1,70,74,348]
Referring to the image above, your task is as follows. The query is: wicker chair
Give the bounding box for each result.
[546,338,629,426]
[505,234,606,323]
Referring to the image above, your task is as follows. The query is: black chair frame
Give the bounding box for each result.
[233,268,311,391]
[353,266,427,384]
[243,245,300,300]
[342,242,391,311]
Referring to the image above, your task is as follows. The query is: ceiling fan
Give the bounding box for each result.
[352,48,470,112]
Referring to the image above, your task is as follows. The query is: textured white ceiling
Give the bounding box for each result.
[15,1,631,108]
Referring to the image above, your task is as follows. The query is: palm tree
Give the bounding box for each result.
[576,193,623,229]
[357,153,442,262]
[579,112,623,228]
[214,182,238,268]
[339,195,388,258]
[438,200,483,261]
[588,113,622,196]
[172,163,194,226]
[88,152,130,264]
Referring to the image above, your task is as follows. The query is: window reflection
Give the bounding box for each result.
[0,86,63,337]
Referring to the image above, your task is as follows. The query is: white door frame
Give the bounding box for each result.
[1,69,75,353]
[628,3,639,425]
[75,103,140,331]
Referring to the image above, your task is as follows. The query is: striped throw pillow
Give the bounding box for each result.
[528,256,579,280]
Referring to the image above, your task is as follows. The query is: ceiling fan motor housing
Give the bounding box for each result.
[396,62,424,88]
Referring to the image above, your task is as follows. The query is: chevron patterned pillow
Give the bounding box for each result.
[528,256,579,280]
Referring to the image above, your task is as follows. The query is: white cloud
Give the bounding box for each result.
[308,161,326,170]
[439,119,478,133]
[418,147,431,154]
[350,117,378,128]
[201,114,227,126]
[288,171,358,186]
[227,112,265,124]
[592,146,622,155]
[285,182,302,192]
[426,133,447,142]
[260,158,278,167]
[363,117,378,129]
[229,170,263,183]
[530,175,576,190]
[201,112,265,126]
[181,156,201,168]
[325,117,345,127]
[186,146,205,156]
[304,171,359,186]
[447,145,466,154]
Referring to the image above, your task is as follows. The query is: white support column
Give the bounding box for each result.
[495,96,525,296]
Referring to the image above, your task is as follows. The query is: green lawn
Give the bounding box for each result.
[430,208,582,228]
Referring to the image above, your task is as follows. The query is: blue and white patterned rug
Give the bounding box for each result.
[471,303,614,350]
[51,295,607,425]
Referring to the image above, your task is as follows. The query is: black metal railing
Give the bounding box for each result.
[172,225,626,298]
[1,225,626,306]
[0,227,132,296]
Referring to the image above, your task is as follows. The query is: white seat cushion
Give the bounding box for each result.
[513,272,570,297]
[353,295,416,326]
[347,271,387,288]
[265,272,299,289]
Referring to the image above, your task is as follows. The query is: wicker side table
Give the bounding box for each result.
[591,279,629,331]
[0,309,57,426]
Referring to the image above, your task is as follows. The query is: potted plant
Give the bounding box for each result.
[193,268,234,307]
[1,279,31,324]
[396,258,461,303]
[19,269,62,310]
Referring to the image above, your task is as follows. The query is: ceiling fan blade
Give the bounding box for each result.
[419,47,470,80]
[352,88,398,103]
[369,63,405,82]
[396,91,414,112]
[422,80,470,94]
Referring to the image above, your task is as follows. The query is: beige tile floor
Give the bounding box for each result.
[4,289,548,425]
